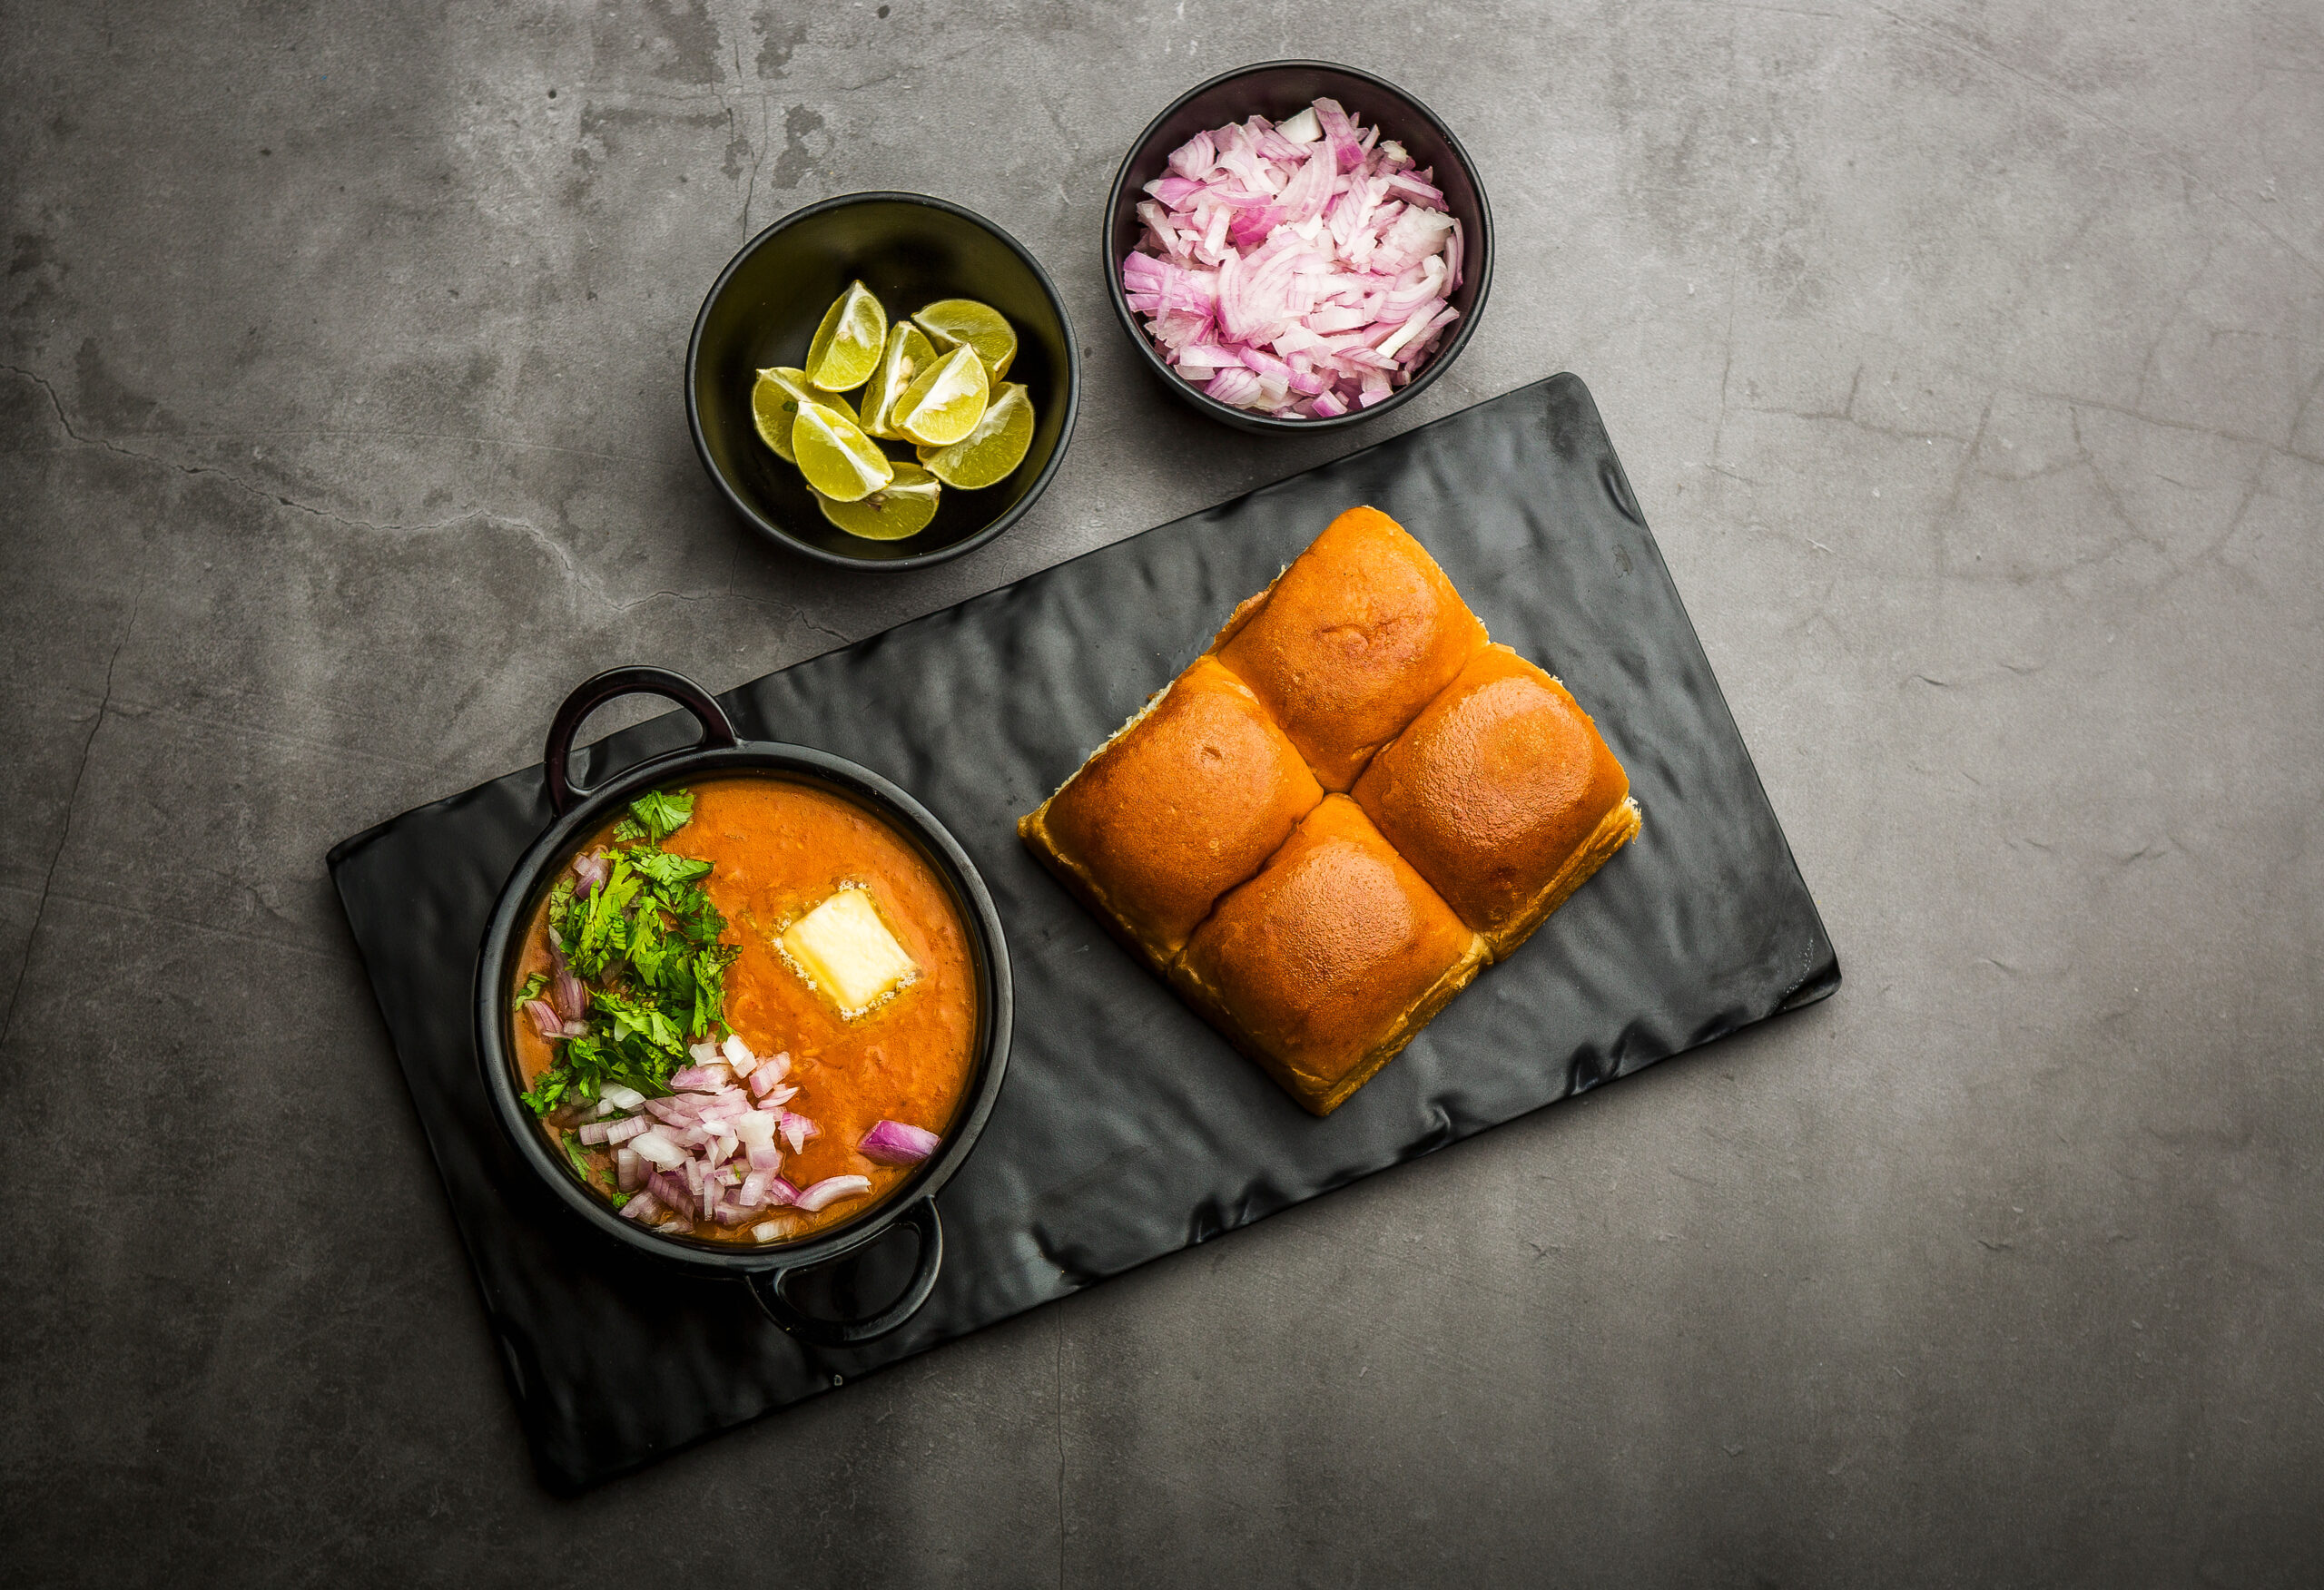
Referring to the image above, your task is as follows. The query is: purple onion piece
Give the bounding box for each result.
[859,1119,941,1165]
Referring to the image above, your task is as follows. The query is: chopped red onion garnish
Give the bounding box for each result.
[793,1175,872,1213]
[1123,97,1463,417]
[523,999,566,1041]
[556,1021,877,1238]
[643,1095,698,1125]
[547,939,588,1025]
[860,1119,941,1165]
[572,850,611,896]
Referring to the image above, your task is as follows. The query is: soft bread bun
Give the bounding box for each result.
[1353,643,1640,958]
[1018,655,1324,968]
[1169,795,1489,1115]
[1209,506,1488,791]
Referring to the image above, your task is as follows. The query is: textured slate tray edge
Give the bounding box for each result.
[326,372,1841,1491]
[1591,437,1840,1020]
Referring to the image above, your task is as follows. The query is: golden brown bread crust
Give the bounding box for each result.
[1353,644,1639,958]
[1017,656,1324,967]
[1168,796,1489,1115]
[1208,506,1488,792]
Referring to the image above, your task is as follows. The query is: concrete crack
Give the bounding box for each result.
[0,585,141,1048]
[1930,396,1993,575]
[7,359,512,535]
[6,364,862,651]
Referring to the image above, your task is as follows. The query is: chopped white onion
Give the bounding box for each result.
[631,1130,684,1169]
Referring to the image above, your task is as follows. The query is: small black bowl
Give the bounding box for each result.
[1104,61,1494,436]
[474,667,1015,1346]
[688,192,1080,570]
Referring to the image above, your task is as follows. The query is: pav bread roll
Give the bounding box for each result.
[1169,796,1489,1115]
[1352,643,1640,958]
[1208,506,1488,791]
[1019,655,1324,967]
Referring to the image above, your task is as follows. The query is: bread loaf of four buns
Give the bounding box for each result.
[1018,505,1639,1114]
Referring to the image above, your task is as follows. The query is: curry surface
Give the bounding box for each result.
[512,775,980,1242]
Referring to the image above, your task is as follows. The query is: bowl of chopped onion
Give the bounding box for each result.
[1106,61,1492,431]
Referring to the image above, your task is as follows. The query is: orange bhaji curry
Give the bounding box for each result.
[509,777,979,1244]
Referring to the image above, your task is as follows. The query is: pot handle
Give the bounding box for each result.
[544,666,740,816]
[749,1199,944,1349]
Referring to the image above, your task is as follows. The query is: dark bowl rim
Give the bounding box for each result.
[1101,58,1495,435]
[472,742,1016,1277]
[685,189,1083,572]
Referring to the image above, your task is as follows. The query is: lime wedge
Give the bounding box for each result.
[891,343,990,447]
[912,299,1018,382]
[859,323,938,441]
[803,281,888,393]
[815,461,942,540]
[752,367,858,463]
[793,405,894,502]
[918,381,1035,489]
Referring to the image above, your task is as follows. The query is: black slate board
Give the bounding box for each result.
[328,374,1838,1492]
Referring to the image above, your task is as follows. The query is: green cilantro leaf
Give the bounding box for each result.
[627,788,695,842]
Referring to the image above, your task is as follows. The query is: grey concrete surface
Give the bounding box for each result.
[4,0,2319,1583]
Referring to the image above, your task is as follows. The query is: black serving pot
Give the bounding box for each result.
[688,192,1080,570]
[473,667,1013,1346]
[1104,60,1494,435]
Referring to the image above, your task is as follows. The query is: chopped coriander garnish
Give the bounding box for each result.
[518,786,740,1120]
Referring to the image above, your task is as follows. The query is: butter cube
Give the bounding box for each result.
[778,886,918,1016]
